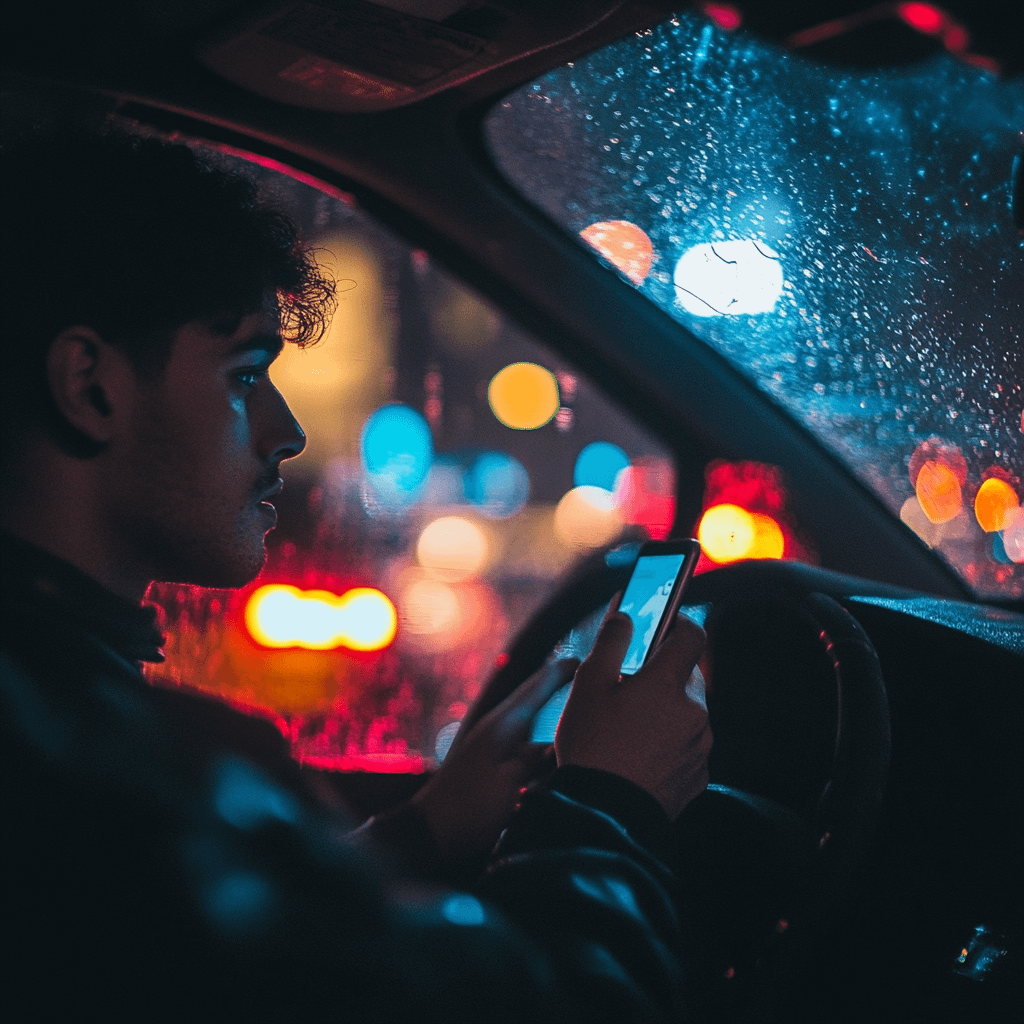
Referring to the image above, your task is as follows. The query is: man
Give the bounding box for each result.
[1,130,712,1019]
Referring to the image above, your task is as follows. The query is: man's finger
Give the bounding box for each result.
[643,613,705,680]
[576,612,633,694]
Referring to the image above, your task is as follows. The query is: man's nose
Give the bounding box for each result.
[264,383,306,463]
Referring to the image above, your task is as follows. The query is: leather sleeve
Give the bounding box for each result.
[357,765,692,1022]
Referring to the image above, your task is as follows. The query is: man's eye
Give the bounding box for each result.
[234,368,266,389]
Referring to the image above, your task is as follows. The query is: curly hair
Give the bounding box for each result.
[1,129,336,449]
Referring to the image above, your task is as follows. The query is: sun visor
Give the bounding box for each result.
[195,0,621,112]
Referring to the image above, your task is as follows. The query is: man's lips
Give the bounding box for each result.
[258,478,283,523]
[258,477,284,503]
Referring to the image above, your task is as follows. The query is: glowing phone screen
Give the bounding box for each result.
[618,553,686,674]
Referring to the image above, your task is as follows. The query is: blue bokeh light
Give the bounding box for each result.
[574,442,630,492]
[361,404,433,497]
[992,531,1012,565]
[464,451,530,518]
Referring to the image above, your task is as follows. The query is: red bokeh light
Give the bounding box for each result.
[960,52,1002,74]
[297,752,426,773]
[616,459,677,540]
[692,460,815,573]
[897,3,946,34]
[942,24,969,52]
[701,3,742,31]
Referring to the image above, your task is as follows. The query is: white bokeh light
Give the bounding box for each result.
[673,239,783,316]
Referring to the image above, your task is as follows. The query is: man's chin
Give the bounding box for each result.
[155,545,268,591]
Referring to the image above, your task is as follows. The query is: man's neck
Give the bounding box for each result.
[3,449,151,603]
[2,520,151,604]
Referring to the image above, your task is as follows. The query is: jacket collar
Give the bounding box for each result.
[1,533,165,664]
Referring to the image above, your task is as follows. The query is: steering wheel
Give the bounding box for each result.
[467,551,891,1021]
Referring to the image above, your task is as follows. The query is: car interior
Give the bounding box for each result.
[3,2,1021,1020]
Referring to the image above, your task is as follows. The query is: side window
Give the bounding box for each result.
[146,145,675,770]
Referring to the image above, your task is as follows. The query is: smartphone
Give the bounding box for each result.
[617,538,701,675]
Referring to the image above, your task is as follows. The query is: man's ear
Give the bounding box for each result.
[46,326,132,445]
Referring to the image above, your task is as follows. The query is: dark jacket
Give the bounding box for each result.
[1,535,692,1021]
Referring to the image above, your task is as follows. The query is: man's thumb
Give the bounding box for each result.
[579,612,633,689]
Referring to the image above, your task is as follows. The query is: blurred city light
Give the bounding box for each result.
[698,503,755,563]
[574,441,631,491]
[401,577,462,636]
[674,239,783,317]
[900,495,970,547]
[700,3,742,31]
[697,502,787,563]
[909,438,967,489]
[488,362,560,430]
[694,460,810,571]
[915,460,963,524]
[974,477,1019,533]
[579,220,654,285]
[270,234,390,470]
[417,516,490,580]
[464,451,531,518]
[614,460,676,540]
[897,2,945,34]
[554,486,624,549]
[360,403,433,497]
[1001,508,1024,563]
[245,584,397,651]
[397,572,503,654]
[748,512,786,559]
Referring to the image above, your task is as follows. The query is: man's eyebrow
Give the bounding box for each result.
[226,333,284,358]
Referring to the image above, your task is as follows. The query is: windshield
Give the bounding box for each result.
[485,12,1023,600]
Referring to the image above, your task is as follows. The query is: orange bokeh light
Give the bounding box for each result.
[915,460,963,524]
[580,220,654,285]
[487,362,560,430]
[974,477,1019,532]
[909,437,967,488]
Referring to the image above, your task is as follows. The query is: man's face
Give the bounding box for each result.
[107,309,306,589]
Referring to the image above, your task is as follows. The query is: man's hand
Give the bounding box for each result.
[555,603,710,819]
[411,657,578,863]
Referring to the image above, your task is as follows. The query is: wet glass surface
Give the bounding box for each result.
[485,12,1024,598]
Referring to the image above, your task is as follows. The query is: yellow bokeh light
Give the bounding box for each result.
[974,477,1019,532]
[270,234,391,470]
[417,516,489,580]
[915,460,962,524]
[580,220,655,285]
[748,513,785,560]
[698,503,755,563]
[245,584,397,651]
[488,362,560,430]
[554,486,624,549]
